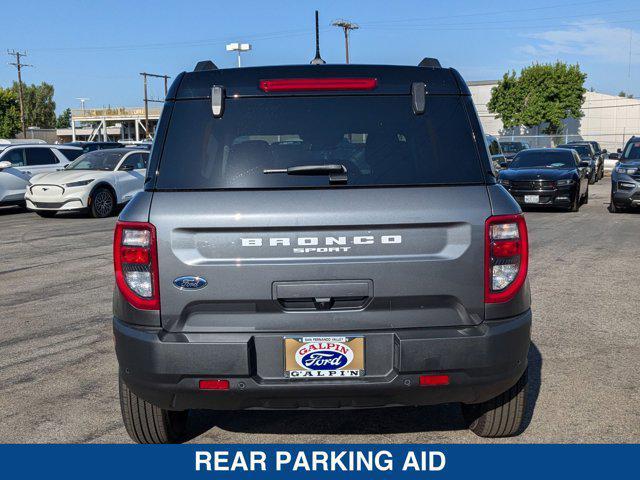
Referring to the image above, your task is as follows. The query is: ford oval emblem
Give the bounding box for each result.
[173,276,207,290]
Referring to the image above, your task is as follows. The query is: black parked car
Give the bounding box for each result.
[500,141,530,161]
[66,141,123,153]
[557,143,598,184]
[567,140,606,180]
[610,136,640,213]
[498,148,589,211]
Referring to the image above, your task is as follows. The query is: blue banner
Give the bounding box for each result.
[0,444,636,479]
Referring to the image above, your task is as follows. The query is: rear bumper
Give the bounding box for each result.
[114,309,532,411]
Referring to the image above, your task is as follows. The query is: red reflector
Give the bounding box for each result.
[419,374,450,386]
[199,379,230,390]
[491,239,520,258]
[259,78,377,92]
[120,246,149,264]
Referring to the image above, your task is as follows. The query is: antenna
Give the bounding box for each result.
[311,10,325,65]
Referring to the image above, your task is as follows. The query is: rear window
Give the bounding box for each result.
[155,95,484,189]
[58,148,84,161]
[559,144,590,156]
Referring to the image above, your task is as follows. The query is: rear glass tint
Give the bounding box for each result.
[156,95,483,189]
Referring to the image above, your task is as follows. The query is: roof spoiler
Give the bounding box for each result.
[418,57,441,68]
[194,60,218,72]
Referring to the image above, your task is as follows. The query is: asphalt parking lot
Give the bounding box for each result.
[0,180,638,444]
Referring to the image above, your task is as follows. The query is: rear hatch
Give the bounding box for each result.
[149,66,492,334]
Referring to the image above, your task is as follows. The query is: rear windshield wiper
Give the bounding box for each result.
[263,164,347,184]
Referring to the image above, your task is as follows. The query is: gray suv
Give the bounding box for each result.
[113,59,532,443]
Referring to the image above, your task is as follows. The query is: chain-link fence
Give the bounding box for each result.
[495,133,632,153]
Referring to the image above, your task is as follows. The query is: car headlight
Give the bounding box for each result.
[64,179,94,188]
[615,165,638,175]
[556,179,575,186]
[498,178,510,186]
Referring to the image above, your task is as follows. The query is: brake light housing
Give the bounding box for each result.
[114,221,160,310]
[259,77,377,92]
[485,214,528,303]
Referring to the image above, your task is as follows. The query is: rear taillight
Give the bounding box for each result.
[485,214,528,303]
[114,221,159,310]
[259,77,377,92]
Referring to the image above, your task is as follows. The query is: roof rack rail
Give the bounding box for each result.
[194,60,218,72]
[418,57,441,68]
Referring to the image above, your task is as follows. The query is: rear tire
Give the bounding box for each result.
[36,210,57,218]
[119,375,188,444]
[89,187,115,218]
[462,369,528,438]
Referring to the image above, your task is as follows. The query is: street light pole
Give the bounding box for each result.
[226,42,252,67]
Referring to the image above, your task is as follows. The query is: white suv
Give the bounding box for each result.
[0,144,83,207]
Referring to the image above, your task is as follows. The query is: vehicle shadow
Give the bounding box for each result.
[0,205,28,216]
[183,342,542,441]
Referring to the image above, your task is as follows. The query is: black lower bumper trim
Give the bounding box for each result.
[114,310,532,410]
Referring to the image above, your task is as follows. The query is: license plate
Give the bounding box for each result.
[524,195,539,204]
[284,336,364,379]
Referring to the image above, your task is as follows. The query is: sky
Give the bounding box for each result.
[0,0,639,113]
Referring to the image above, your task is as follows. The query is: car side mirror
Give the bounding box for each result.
[499,162,508,168]
[617,148,622,154]
[0,160,11,170]
[579,161,590,167]
[602,149,607,154]
[120,164,135,171]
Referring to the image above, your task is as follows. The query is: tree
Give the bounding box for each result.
[56,107,71,128]
[487,62,587,135]
[0,87,21,138]
[618,91,634,98]
[12,81,57,129]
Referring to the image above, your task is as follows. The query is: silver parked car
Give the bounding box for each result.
[0,143,83,207]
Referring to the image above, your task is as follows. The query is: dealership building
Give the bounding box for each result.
[468,80,640,151]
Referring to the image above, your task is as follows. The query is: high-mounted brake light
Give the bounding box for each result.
[114,221,160,310]
[485,214,528,303]
[259,78,377,92]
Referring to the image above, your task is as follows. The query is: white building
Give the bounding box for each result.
[468,80,640,151]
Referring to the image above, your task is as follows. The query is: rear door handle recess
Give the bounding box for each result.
[273,280,373,311]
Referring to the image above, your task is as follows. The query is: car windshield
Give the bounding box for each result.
[155,95,485,189]
[501,142,526,153]
[622,141,640,160]
[510,151,575,169]
[559,144,590,156]
[66,150,126,170]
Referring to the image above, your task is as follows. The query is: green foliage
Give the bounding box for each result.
[487,62,587,135]
[618,91,634,98]
[0,87,21,138]
[56,107,72,128]
[12,81,57,129]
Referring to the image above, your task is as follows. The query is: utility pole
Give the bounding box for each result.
[139,72,170,139]
[332,20,359,64]
[8,50,32,139]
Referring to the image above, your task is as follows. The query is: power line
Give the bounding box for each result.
[7,50,32,139]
